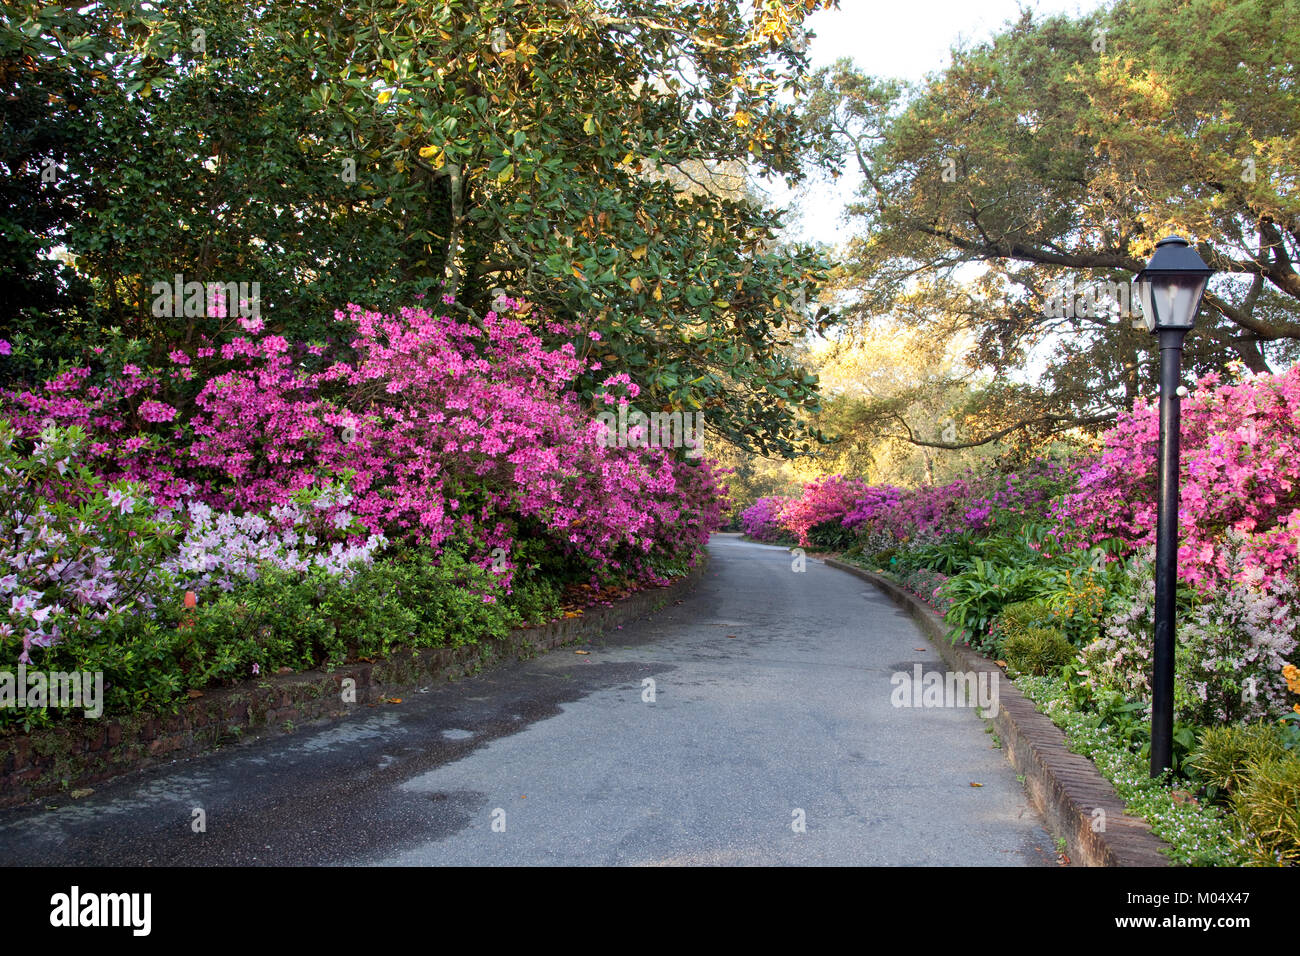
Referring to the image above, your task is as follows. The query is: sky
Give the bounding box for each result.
[772,0,1110,245]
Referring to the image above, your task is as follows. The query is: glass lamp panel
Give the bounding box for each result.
[1150,275,1207,328]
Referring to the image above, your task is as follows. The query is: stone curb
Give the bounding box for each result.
[0,558,707,811]
[824,556,1172,867]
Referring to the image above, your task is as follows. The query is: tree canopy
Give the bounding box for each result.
[1,0,838,455]
[799,0,1300,449]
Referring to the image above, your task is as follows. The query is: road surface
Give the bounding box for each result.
[0,534,1055,866]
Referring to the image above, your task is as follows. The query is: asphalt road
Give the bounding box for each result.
[0,534,1056,866]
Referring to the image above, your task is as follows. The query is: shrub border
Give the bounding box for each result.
[824,556,1172,867]
[0,557,708,810]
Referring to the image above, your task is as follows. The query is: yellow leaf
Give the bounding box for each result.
[631,245,647,260]
[734,109,751,128]
[418,144,438,159]
[621,152,635,165]
[377,89,392,104]
[652,283,663,302]
[630,276,643,293]
[572,264,585,279]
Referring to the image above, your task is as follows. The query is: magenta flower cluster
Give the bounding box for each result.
[1,298,729,595]
[1055,366,1300,592]
[775,475,868,546]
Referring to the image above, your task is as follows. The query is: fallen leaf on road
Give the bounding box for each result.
[1057,852,1071,866]
[70,789,94,799]
[277,666,294,675]
[727,635,737,639]
[969,782,983,788]
[384,697,402,704]
[995,660,1008,668]
[914,647,927,651]
[186,689,204,699]
[575,650,590,655]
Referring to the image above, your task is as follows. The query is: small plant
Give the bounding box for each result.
[1231,751,1300,866]
[986,598,1056,657]
[1003,625,1075,676]
[1187,723,1287,801]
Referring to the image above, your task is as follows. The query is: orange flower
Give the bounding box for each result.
[1284,664,1300,694]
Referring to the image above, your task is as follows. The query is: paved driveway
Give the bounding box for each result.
[0,534,1055,866]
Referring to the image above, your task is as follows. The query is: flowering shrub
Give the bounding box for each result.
[777,474,867,546]
[1056,366,1300,592]
[1082,544,1299,724]
[0,294,729,723]
[0,421,180,666]
[1,297,727,590]
[842,485,905,531]
[0,420,393,692]
[740,495,792,543]
[158,486,388,594]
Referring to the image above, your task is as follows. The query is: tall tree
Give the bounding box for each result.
[800,0,1300,448]
[1,0,840,456]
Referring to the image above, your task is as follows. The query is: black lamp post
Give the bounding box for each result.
[1135,236,1213,777]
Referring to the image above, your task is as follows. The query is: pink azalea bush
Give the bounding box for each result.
[841,485,905,532]
[1055,367,1300,721]
[740,495,791,542]
[0,294,730,687]
[1055,366,1300,592]
[777,474,867,546]
[2,297,728,595]
[748,367,1300,723]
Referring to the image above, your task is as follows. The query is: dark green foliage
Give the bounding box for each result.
[8,547,559,728]
[1232,753,1300,866]
[1188,723,1288,801]
[1001,625,1074,676]
[807,517,855,551]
